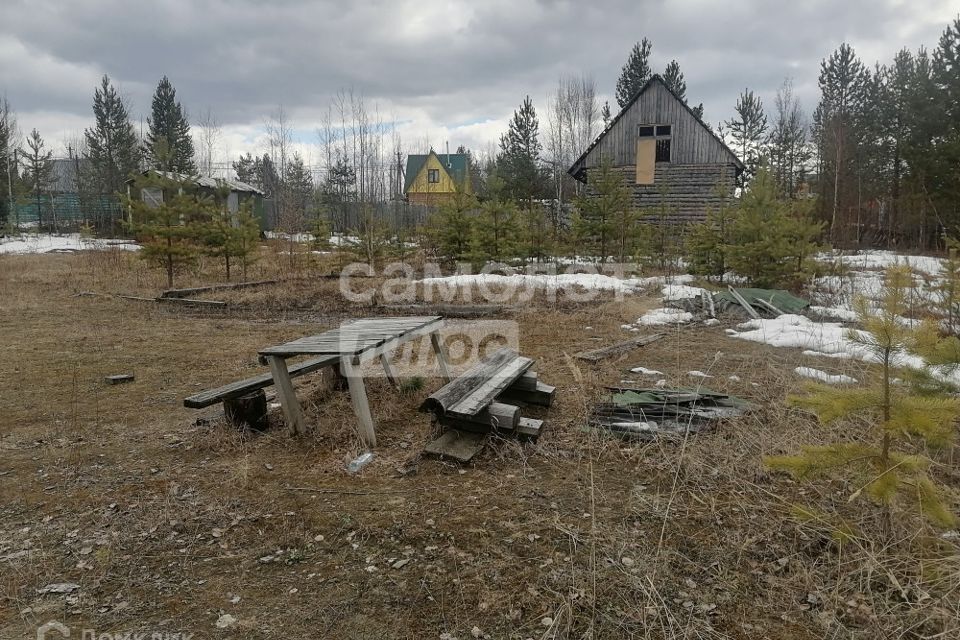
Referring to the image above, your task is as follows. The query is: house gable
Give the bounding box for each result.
[404,151,472,196]
[569,76,743,181]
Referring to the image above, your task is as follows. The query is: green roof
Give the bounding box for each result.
[404,151,470,193]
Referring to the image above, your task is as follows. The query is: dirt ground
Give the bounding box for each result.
[1,248,958,639]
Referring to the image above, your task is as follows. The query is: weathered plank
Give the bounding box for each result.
[184,354,339,408]
[575,333,664,362]
[160,279,278,299]
[420,348,534,418]
[498,381,556,408]
[423,429,486,462]
[157,297,227,308]
[440,402,521,434]
[516,418,544,440]
[267,355,306,436]
[379,304,516,318]
[105,374,135,385]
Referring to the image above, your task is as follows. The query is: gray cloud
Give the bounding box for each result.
[0,0,956,157]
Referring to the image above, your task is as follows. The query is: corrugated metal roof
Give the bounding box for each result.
[130,170,265,195]
[403,151,469,193]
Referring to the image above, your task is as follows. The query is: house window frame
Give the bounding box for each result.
[638,124,672,163]
[427,168,440,183]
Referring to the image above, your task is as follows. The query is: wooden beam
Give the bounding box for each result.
[430,330,452,383]
[159,279,278,299]
[575,333,664,362]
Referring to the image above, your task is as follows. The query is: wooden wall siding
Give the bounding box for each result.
[585,163,737,225]
[577,82,737,171]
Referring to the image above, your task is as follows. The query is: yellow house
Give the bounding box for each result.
[404,150,473,206]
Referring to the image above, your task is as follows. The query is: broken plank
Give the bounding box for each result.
[575,333,664,362]
[420,348,533,417]
[423,429,486,462]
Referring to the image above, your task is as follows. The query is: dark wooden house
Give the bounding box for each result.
[569,75,744,224]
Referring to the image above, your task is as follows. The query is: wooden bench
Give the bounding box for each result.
[184,354,340,409]
[420,348,554,460]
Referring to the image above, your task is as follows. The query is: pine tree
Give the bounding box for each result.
[600,101,612,126]
[725,167,822,287]
[768,266,958,533]
[84,75,140,197]
[814,44,870,243]
[125,172,212,287]
[282,153,313,230]
[724,89,768,186]
[615,39,653,108]
[931,18,960,226]
[203,198,260,281]
[572,157,633,262]
[20,128,53,230]
[685,181,737,280]
[145,76,196,174]
[470,198,522,264]
[935,238,960,335]
[497,96,547,213]
[424,191,477,265]
[662,60,687,100]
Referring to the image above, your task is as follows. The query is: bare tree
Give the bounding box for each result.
[546,74,598,228]
[195,107,223,177]
[1,96,21,227]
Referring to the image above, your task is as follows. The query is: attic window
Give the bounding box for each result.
[428,169,440,183]
[637,125,655,137]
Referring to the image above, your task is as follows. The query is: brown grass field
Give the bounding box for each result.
[1,245,958,639]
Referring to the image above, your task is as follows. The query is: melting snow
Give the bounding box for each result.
[794,366,858,385]
[0,233,140,254]
[638,308,694,325]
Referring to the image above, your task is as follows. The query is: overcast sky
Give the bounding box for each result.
[1,0,956,174]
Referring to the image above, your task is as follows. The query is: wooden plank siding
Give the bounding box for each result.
[569,76,743,225]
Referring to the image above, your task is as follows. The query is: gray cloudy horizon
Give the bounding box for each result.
[1,0,956,170]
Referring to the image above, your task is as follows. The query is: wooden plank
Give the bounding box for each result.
[105,374,135,385]
[267,355,306,436]
[443,402,521,432]
[159,279,278,299]
[341,356,377,448]
[636,138,656,185]
[423,429,486,462]
[379,304,515,318]
[498,381,556,408]
[259,316,443,357]
[157,297,227,308]
[184,355,338,408]
[430,330,452,383]
[575,333,664,362]
[420,348,533,418]
[510,370,539,391]
[728,286,760,319]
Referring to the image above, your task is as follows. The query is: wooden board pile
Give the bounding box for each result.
[419,348,555,462]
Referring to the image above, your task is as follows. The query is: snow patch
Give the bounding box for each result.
[630,366,663,376]
[794,366,858,385]
[0,233,140,254]
[638,308,693,326]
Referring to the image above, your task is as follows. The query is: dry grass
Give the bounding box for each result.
[0,249,958,639]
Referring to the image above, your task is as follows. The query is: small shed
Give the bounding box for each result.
[569,75,744,224]
[126,170,266,227]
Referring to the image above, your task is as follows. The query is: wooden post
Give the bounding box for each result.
[341,355,377,448]
[266,355,306,435]
[380,353,399,388]
[430,331,451,383]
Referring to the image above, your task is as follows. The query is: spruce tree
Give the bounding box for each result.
[145,76,196,174]
[600,101,612,126]
[84,75,140,196]
[724,89,768,186]
[20,128,53,230]
[497,96,547,212]
[470,198,522,264]
[768,266,958,533]
[615,39,653,108]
